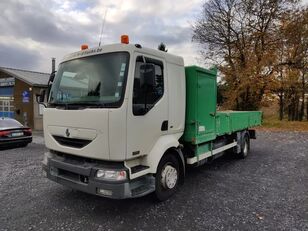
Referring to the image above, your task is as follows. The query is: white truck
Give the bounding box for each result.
[39,36,261,201]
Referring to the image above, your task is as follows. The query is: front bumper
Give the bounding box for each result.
[42,152,155,199]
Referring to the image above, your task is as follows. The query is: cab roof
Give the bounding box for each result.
[61,43,184,66]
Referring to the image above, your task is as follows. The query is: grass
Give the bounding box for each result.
[257,115,308,132]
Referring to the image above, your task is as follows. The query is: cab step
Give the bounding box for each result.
[131,165,150,174]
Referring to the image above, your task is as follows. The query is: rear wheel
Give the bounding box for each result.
[155,154,180,201]
[239,135,250,158]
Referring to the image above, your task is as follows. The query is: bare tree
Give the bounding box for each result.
[193,0,296,110]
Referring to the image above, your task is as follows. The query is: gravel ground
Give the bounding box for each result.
[0,131,307,231]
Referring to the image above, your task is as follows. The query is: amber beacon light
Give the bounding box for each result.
[121,35,129,44]
[81,44,89,50]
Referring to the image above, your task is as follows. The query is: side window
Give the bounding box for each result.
[133,56,164,116]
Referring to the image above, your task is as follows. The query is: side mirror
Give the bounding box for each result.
[36,89,46,104]
[140,64,156,87]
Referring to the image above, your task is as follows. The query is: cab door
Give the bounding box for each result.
[126,53,168,159]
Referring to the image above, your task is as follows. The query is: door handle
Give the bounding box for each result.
[210,112,216,117]
[161,120,168,131]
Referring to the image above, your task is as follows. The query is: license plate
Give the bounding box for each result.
[11,132,24,137]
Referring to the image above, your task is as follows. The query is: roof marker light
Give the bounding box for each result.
[121,35,129,44]
[81,44,89,50]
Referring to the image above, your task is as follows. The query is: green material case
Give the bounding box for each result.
[182,66,262,145]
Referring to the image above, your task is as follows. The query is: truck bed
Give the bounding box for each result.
[182,66,262,145]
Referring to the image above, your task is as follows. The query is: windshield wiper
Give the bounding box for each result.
[48,102,68,109]
[48,102,107,109]
[69,102,107,108]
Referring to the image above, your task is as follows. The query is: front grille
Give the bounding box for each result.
[58,168,80,181]
[53,135,92,148]
[54,167,89,184]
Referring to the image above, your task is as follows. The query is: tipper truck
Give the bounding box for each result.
[38,35,262,201]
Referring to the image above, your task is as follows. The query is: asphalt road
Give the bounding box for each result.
[0,132,307,231]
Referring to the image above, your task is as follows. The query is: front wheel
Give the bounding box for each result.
[154,154,180,201]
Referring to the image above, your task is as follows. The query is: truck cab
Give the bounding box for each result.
[42,41,186,200]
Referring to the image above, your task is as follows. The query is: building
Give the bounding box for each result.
[0,67,49,130]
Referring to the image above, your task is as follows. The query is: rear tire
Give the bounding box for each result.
[154,154,180,201]
[239,135,250,159]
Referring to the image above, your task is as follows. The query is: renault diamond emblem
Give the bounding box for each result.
[65,128,70,137]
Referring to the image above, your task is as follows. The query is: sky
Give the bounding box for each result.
[1,0,307,73]
[0,0,204,73]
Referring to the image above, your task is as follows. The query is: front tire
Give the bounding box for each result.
[155,154,180,201]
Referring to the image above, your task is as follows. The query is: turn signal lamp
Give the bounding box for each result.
[81,44,89,50]
[121,35,129,44]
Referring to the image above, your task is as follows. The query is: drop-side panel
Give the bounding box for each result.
[216,111,262,135]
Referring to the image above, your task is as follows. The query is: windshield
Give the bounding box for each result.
[49,52,130,107]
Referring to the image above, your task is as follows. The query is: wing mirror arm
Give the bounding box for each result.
[46,71,57,103]
[36,89,47,108]
[48,71,56,85]
[37,71,56,107]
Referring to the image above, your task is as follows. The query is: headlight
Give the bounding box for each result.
[96,169,127,181]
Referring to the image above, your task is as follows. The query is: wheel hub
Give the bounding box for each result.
[161,165,178,189]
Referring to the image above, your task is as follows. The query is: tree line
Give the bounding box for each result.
[193,0,308,121]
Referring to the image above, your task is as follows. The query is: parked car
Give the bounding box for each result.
[0,117,32,149]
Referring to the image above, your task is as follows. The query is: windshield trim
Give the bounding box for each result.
[48,51,130,109]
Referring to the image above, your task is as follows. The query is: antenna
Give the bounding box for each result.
[99,8,109,47]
